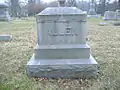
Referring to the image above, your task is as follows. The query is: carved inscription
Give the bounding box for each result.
[49,33,78,36]
[48,25,78,36]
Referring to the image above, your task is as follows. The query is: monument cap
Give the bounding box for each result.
[37,7,86,16]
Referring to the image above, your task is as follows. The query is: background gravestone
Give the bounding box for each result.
[88,0,98,18]
[103,11,117,20]
[26,6,98,78]
[116,9,120,20]
[0,3,10,21]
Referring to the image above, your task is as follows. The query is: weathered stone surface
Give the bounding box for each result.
[88,1,97,18]
[38,7,83,15]
[88,9,96,16]
[103,11,117,20]
[87,15,100,18]
[27,54,98,78]
[37,7,87,45]
[34,44,90,59]
[0,35,12,41]
[26,7,98,78]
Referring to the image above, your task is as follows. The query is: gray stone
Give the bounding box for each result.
[38,7,83,15]
[0,35,12,41]
[98,22,108,26]
[37,10,87,45]
[0,3,10,21]
[103,11,117,20]
[26,7,98,78]
[27,54,98,78]
[116,9,120,20]
[34,44,90,59]
[88,9,96,16]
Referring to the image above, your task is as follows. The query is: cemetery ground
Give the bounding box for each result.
[0,18,119,90]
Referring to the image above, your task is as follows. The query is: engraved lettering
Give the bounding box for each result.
[48,33,78,36]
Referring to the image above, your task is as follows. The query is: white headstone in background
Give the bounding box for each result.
[26,7,98,78]
[116,9,120,20]
[103,11,117,20]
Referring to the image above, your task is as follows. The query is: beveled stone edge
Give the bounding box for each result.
[34,44,90,50]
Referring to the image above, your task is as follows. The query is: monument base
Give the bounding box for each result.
[26,54,98,78]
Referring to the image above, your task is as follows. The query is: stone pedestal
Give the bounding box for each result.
[26,7,98,78]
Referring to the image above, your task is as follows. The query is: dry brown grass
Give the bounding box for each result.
[0,18,120,90]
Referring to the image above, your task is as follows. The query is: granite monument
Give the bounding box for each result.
[116,9,120,20]
[26,0,98,78]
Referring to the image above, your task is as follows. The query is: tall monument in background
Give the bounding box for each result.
[88,0,97,17]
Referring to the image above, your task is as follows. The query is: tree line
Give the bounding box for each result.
[4,0,120,17]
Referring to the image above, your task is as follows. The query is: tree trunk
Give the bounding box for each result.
[10,0,19,17]
[118,0,120,9]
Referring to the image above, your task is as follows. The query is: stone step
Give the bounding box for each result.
[34,44,90,59]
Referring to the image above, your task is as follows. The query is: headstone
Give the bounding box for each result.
[88,0,98,18]
[19,6,28,20]
[0,35,12,41]
[88,9,96,15]
[116,9,120,20]
[103,11,117,20]
[26,6,98,78]
[0,3,10,21]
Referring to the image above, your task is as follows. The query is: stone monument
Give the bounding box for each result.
[26,0,98,78]
[0,3,10,21]
[103,11,117,20]
[116,9,120,20]
[88,0,98,18]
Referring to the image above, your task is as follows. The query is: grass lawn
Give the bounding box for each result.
[0,18,120,90]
